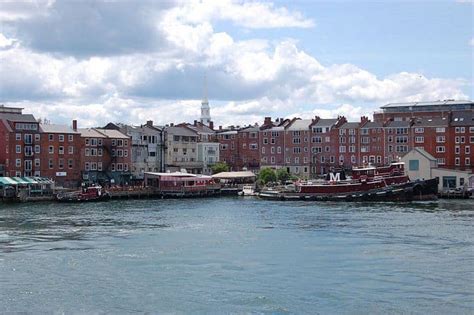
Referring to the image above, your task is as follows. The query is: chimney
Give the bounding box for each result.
[219,125,222,130]
[209,121,214,130]
[170,123,174,127]
[264,116,272,126]
[194,120,197,126]
[72,120,77,131]
[146,120,153,127]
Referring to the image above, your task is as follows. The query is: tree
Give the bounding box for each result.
[258,167,277,185]
[276,168,290,184]
[211,162,229,174]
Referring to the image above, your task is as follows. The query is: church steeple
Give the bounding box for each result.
[200,74,211,126]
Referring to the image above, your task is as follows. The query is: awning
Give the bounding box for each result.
[0,177,51,186]
[212,171,256,179]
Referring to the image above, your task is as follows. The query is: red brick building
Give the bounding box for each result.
[260,117,290,170]
[237,125,260,171]
[77,127,132,185]
[283,118,312,177]
[0,106,41,177]
[39,124,82,187]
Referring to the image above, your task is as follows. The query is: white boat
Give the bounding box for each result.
[238,185,258,196]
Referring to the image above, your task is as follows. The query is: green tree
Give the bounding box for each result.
[276,168,290,184]
[258,167,277,185]
[211,162,229,174]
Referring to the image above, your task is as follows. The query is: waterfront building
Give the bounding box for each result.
[260,117,290,170]
[336,120,362,170]
[77,126,132,185]
[284,118,313,178]
[39,123,82,187]
[374,100,474,122]
[184,121,219,175]
[309,116,345,175]
[164,125,202,173]
[449,110,474,171]
[216,127,239,169]
[0,106,41,177]
[104,121,164,180]
[236,125,260,171]
[94,128,132,185]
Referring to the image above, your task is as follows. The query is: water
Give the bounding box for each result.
[1,198,473,314]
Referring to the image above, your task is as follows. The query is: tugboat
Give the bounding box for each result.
[56,185,111,202]
[259,162,438,202]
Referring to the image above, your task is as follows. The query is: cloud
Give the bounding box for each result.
[0,0,470,129]
[470,38,474,46]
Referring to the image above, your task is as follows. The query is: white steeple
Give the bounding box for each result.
[200,74,211,126]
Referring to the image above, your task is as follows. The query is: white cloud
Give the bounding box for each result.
[0,0,470,129]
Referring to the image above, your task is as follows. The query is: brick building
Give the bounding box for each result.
[284,118,312,177]
[0,106,41,177]
[39,124,82,187]
[260,117,290,170]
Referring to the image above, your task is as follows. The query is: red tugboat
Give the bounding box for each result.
[259,162,438,201]
[56,185,111,202]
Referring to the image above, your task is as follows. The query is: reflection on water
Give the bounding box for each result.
[0,198,473,313]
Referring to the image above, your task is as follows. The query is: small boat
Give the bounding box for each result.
[56,185,111,202]
[238,185,258,196]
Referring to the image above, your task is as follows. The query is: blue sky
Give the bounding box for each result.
[0,0,472,127]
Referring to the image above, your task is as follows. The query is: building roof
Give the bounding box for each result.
[0,113,37,123]
[412,147,436,161]
[385,120,411,128]
[451,111,474,126]
[40,124,79,134]
[212,171,256,179]
[217,130,238,135]
[287,119,313,131]
[312,118,338,127]
[77,128,107,138]
[381,100,474,109]
[165,126,198,136]
[361,121,383,128]
[339,122,360,129]
[95,128,130,139]
[412,117,449,127]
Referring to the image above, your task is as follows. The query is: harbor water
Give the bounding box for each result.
[1,198,473,314]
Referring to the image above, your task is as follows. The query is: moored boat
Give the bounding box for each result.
[259,162,438,202]
[56,185,111,202]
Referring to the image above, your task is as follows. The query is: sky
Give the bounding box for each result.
[0,0,472,128]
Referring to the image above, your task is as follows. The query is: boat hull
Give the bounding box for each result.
[259,178,438,202]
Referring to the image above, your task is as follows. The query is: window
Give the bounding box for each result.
[35,134,40,142]
[59,146,64,155]
[339,146,346,153]
[466,146,470,154]
[16,145,21,153]
[58,159,64,169]
[455,157,460,166]
[263,138,268,144]
[49,159,54,169]
[15,159,21,167]
[293,147,301,154]
[271,156,275,164]
[68,146,74,154]
[85,162,90,171]
[34,159,40,167]
[436,127,445,133]
[437,158,445,165]
[261,147,265,154]
[24,134,33,144]
[49,146,54,154]
[68,135,74,142]
[414,128,424,133]
[49,134,54,141]
[68,159,73,169]
[466,158,471,166]
[24,160,32,171]
[59,134,64,142]
[24,146,32,156]
[98,162,103,171]
[34,145,40,154]
[436,136,445,143]
[442,176,456,189]
[436,146,445,153]
[292,138,300,144]
[409,160,419,171]
[15,133,21,141]
[415,136,424,143]
[455,127,465,133]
